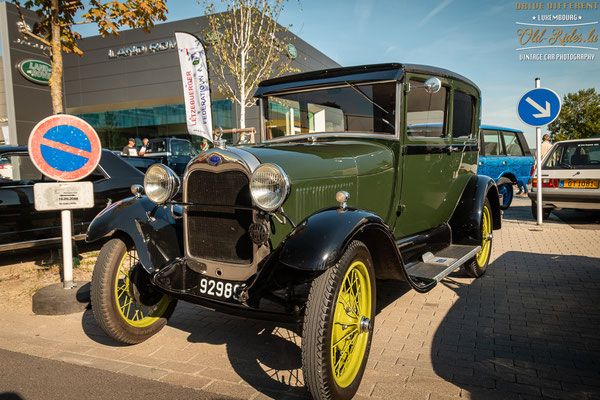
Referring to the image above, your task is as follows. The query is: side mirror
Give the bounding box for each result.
[423,77,442,93]
[408,77,442,94]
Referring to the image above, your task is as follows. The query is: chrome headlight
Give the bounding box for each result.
[250,163,290,212]
[144,164,180,204]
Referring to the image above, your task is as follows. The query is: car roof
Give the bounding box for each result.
[481,125,523,133]
[254,62,480,97]
[553,138,600,144]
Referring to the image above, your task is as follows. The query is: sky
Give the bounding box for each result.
[4,0,600,147]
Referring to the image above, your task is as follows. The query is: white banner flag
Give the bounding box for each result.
[175,32,213,141]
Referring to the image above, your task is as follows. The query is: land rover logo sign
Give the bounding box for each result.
[286,44,297,60]
[17,60,51,85]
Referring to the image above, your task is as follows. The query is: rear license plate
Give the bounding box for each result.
[559,179,599,189]
[198,277,241,301]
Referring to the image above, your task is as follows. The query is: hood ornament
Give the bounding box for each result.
[214,126,226,149]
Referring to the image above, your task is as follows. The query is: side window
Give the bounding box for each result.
[406,79,448,138]
[482,130,504,156]
[452,91,476,138]
[0,154,44,184]
[503,131,524,156]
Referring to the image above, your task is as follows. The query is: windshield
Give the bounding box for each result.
[263,82,396,140]
[544,140,600,169]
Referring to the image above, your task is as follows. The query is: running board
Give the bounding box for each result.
[404,244,481,282]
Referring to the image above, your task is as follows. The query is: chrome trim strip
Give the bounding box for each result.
[264,132,399,144]
[0,234,87,252]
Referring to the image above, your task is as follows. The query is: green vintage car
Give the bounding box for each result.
[87,63,501,400]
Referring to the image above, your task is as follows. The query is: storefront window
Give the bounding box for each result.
[76,100,233,150]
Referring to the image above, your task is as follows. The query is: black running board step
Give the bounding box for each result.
[404,244,481,282]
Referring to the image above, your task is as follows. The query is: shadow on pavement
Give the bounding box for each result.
[0,393,24,400]
[431,251,600,399]
[80,278,412,398]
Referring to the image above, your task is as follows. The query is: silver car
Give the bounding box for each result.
[529,138,600,219]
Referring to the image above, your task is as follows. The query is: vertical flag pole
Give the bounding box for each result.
[535,78,543,226]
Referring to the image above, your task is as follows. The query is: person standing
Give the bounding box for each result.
[122,138,138,156]
[139,137,149,155]
[540,134,552,159]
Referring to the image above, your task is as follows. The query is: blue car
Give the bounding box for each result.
[478,125,535,209]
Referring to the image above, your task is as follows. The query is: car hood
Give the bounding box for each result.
[241,139,395,182]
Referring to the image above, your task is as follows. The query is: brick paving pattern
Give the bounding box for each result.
[0,197,599,399]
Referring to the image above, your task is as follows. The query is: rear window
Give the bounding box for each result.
[544,141,600,169]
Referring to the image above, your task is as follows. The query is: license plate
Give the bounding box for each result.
[559,179,599,189]
[198,278,241,301]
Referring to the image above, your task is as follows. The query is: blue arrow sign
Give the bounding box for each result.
[517,88,562,127]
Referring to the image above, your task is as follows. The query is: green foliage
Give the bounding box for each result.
[201,0,299,127]
[548,88,600,141]
[15,0,168,56]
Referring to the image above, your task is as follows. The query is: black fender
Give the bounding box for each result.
[86,196,184,274]
[276,207,434,293]
[449,174,502,246]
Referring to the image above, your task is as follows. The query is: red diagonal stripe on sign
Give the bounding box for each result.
[40,137,92,159]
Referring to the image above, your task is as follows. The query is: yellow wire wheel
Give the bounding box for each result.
[476,204,492,268]
[302,240,375,400]
[113,250,171,328]
[330,260,372,388]
[91,238,176,344]
[465,198,493,278]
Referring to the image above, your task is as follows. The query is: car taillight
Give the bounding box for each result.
[532,178,559,188]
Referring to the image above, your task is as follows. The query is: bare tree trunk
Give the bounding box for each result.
[49,0,63,114]
[238,49,246,129]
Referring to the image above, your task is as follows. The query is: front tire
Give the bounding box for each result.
[91,238,176,344]
[302,240,375,400]
[465,198,493,278]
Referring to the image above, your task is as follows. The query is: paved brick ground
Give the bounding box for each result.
[0,195,599,399]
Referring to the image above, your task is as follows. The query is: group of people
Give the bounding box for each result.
[516,134,552,196]
[122,137,149,157]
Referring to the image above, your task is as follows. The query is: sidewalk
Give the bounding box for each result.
[0,200,599,399]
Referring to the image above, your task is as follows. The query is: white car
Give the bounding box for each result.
[529,138,600,219]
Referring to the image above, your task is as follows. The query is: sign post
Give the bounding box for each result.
[517,81,561,226]
[28,115,101,289]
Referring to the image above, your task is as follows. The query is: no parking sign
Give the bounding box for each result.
[28,114,101,182]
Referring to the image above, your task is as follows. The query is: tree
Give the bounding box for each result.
[14,0,168,115]
[548,88,600,141]
[202,0,299,129]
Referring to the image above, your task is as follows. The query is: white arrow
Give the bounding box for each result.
[525,97,551,118]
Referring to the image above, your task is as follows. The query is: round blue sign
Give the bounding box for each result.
[41,125,91,172]
[517,88,562,127]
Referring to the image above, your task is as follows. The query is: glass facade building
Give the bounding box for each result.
[76,99,233,150]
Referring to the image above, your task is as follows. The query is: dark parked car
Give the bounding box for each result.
[121,137,199,176]
[478,125,534,209]
[87,63,501,400]
[0,146,144,252]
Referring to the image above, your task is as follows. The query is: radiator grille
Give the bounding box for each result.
[185,169,253,264]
